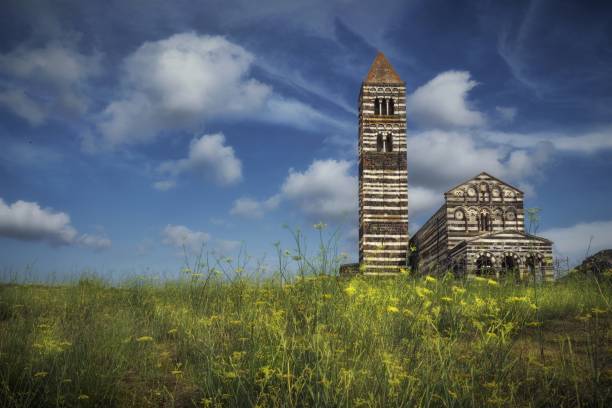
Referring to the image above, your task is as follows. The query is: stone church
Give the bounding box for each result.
[340,52,554,280]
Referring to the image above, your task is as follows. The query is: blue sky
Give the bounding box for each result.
[1,0,611,280]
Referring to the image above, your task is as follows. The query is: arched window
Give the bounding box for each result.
[386,134,393,152]
[389,98,395,115]
[381,98,388,115]
[454,209,467,231]
[476,255,494,276]
[479,212,492,231]
[374,98,380,115]
[376,134,383,152]
[504,210,517,230]
[526,255,544,283]
[478,183,490,203]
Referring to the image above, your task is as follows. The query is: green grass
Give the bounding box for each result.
[0,272,610,407]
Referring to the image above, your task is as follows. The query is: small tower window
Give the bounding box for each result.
[374,98,380,115]
[386,134,393,152]
[381,98,388,115]
[389,98,395,115]
[376,134,383,152]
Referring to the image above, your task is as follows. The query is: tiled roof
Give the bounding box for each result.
[364,52,402,84]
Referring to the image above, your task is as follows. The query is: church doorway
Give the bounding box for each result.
[526,255,544,283]
[502,254,520,281]
[475,255,494,276]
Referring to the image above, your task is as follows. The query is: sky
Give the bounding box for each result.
[1,0,611,281]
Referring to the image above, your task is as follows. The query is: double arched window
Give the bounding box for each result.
[374,98,395,116]
[478,212,492,231]
[376,133,393,152]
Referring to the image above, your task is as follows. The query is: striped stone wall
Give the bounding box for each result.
[411,172,554,280]
[444,173,525,250]
[358,83,409,273]
[448,232,554,281]
[409,205,447,273]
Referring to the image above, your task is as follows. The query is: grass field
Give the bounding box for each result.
[0,269,610,407]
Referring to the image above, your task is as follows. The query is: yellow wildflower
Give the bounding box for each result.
[322,293,332,300]
[34,371,48,378]
[386,305,399,313]
[344,285,357,296]
[167,328,178,335]
[451,286,466,295]
[78,395,89,400]
[425,275,437,284]
[487,279,498,286]
[415,286,433,298]
[171,370,182,375]
[441,296,452,303]
[136,336,154,342]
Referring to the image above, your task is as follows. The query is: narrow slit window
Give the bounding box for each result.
[376,134,383,152]
[374,98,380,115]
[386,134,393,152]
[389,98,395,115]
[381,98,387,115]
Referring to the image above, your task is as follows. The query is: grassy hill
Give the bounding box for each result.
[0,272,610,407]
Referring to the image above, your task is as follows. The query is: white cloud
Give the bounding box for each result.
[95,33,339,148]
[483,128,612,154]
[0,89,47,125]
[77,234,112,251]
[153,180,176,191]
[409,130,553,192]
[159,133,242,186]
[409,185,443,217]
[162,224,210,252]
[0,198,76,245]
[0,41,100,123]
[230,195,280,219]
[228,159,357,222]
[0,198,110,249]
[541,220,612,266]
[409,71,486,129]
[214,239,242,254]
[495,106,517,122]
[281,159,357,222]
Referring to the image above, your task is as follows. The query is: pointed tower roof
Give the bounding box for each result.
[364,52,402,84]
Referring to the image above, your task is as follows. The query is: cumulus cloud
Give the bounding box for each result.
[409,185,443,217]
[159,133,242,186]
[228,159,357,222]
[409,71,486,129]
[541,220,612,266]
[162,224,210,252]
[409,130,553,191]
[281,159,357,222]
[0,41,100,123]
[95,33,341,148]
[230,195,280,219]
[0,198,110,249]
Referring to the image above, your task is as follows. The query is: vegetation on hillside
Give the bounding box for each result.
[0,267,610,407]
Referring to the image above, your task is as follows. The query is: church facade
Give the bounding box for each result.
[340,52,555,280]
[409,172,554,281]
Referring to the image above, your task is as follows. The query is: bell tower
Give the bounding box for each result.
[358,52,408,273]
